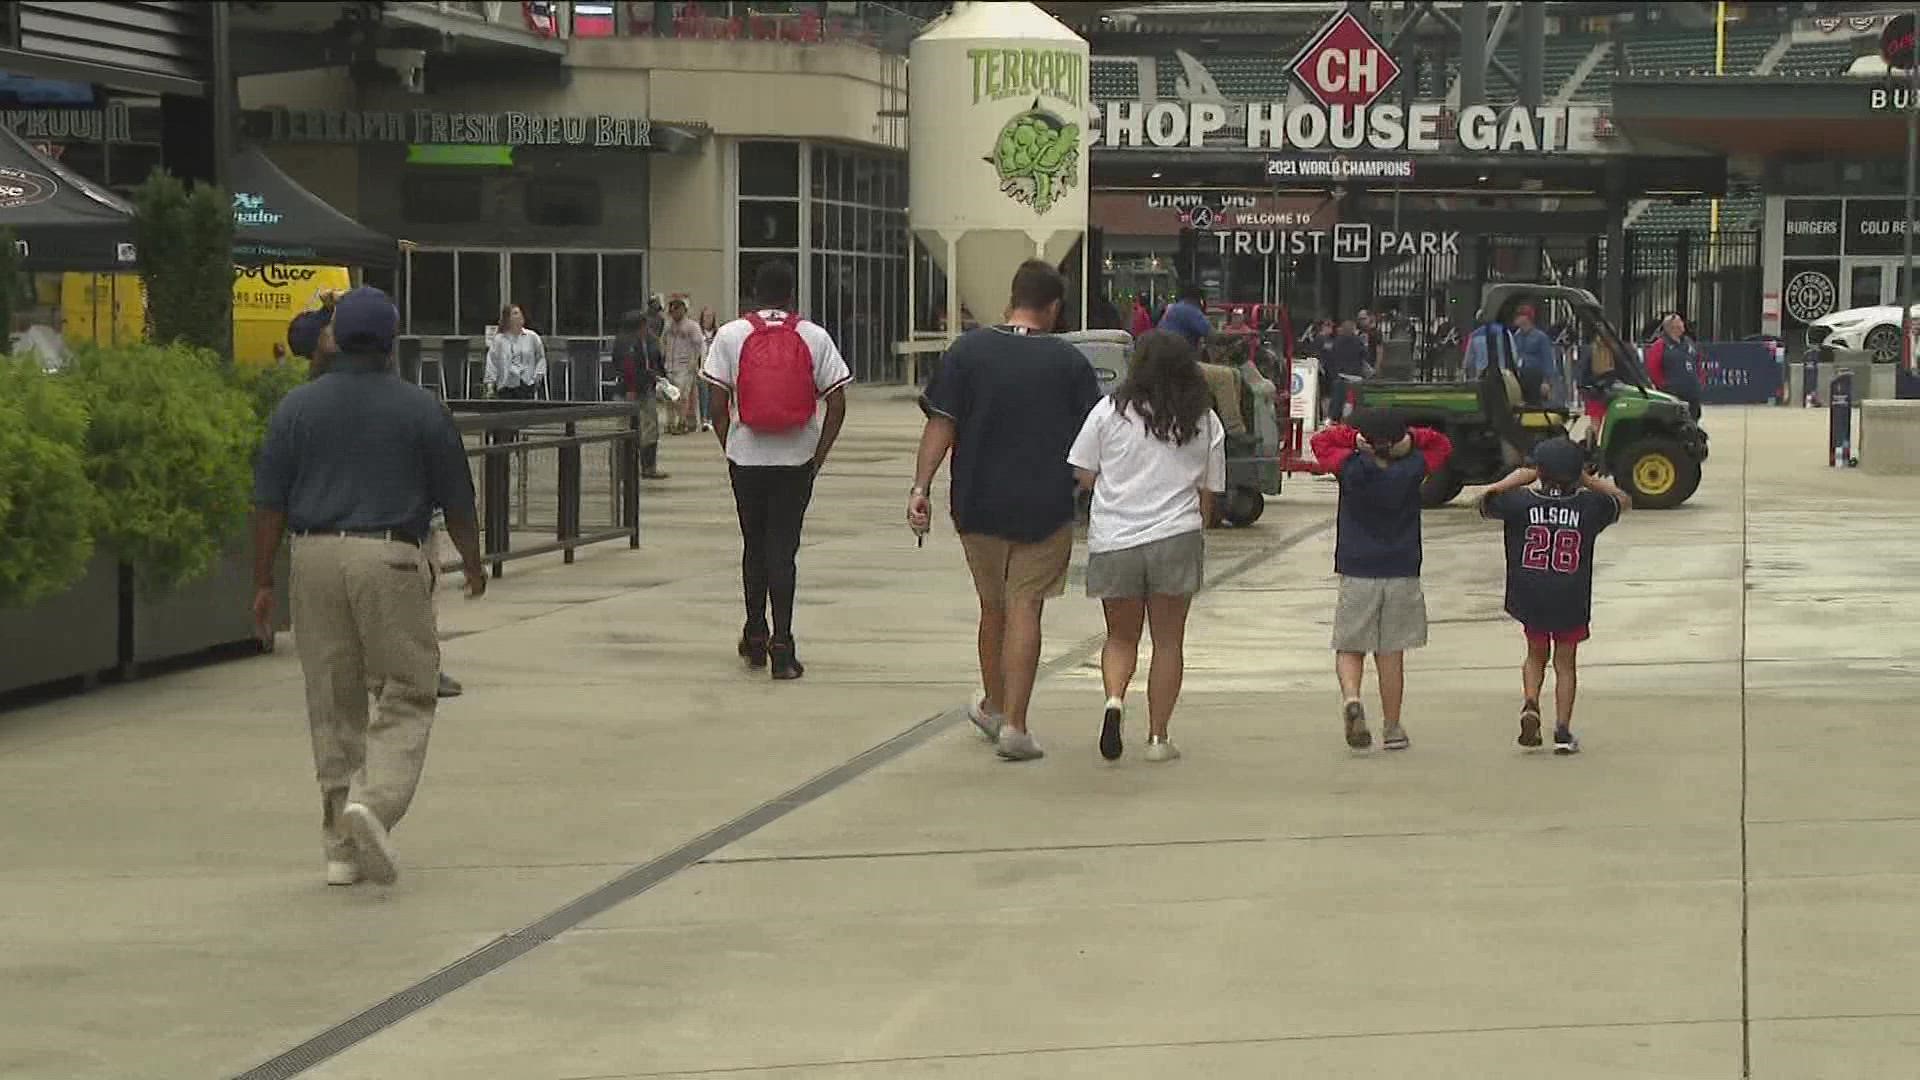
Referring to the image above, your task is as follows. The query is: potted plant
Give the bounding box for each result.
[65,341,268,663]
[0,356,118,694]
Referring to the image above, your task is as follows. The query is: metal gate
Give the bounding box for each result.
[1620,229,1761,343]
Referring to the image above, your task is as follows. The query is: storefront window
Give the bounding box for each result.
[509,252,555,332]
[556,253,601,336]
[739,140,799,197]
[739,200,800,248]
[410,250,455,336]
[806,144,907,382]
[404,248,644,340]
[458,252,501,337]
[603,253,648,324]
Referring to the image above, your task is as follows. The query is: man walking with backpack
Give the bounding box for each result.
[702,260,851,680]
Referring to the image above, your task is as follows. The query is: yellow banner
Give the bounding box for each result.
[60,265,354,367]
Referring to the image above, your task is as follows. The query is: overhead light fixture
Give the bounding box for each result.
[1150,171,1163,179]
[1478,174,1490,183]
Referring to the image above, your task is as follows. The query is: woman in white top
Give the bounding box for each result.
[1067,331,1227,763]
[485,302,547,399]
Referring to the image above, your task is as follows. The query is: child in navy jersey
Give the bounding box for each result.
[1478,438,1630,754]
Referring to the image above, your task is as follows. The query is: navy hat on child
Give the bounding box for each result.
[1528,436,1587,485]
[330,286,400,353]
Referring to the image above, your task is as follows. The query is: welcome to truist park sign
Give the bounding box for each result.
[1092,12,1609,157]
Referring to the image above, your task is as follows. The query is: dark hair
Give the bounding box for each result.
[1113,330,1210,446]
[616,309,646,334]
[500,303,526,326]
[1180,283,1204,303]
[1349,406,1407,450]
[1008,258,1066,313]
[753,259,796,308]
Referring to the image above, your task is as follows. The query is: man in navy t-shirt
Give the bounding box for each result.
[910,259,1102,762]
[1478,437,1631,754]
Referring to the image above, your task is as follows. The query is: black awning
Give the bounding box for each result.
[229,146,397,268]
[0,125,136,272]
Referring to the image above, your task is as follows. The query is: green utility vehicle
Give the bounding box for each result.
[1353,284,1709,509]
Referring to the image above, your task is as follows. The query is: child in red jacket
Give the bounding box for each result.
[1310,408,1453,751]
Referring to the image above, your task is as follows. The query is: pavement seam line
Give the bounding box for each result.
[232,512,1337,1078]
[1738,410,1754,1079]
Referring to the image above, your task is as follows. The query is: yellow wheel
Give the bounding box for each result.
[1617,438,1700,509]
[1631,453,1676,497]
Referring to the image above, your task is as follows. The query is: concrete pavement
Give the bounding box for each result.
[2,394,1917,1079]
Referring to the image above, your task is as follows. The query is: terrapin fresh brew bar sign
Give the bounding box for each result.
[245,107,655,148]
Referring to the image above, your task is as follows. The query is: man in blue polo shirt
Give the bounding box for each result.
[253,287,485,888]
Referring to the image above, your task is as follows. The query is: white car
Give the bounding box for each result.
[1806,303,1920,363]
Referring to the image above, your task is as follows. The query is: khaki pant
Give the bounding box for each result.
[291,534,440,862]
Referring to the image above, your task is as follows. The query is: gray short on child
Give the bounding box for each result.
[1330,575,1428,653]
[1085,530,1205,599]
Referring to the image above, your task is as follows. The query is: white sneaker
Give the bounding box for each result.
[325,859,360,886]
[967,693,1005,741]
[342,803,398,885]
[995,728,1045,761]
[1144,736,1181,763]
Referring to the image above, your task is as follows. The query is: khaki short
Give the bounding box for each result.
[1330,575,1428,654]
[960,525,1073,609]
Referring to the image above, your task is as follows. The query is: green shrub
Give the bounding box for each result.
[0,357,100,608]
[233,359,307,437]
[68,342,257,596]
[133,170,233,359]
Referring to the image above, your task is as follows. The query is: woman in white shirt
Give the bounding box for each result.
[485,302,546,399]
[1067,330,1226,763]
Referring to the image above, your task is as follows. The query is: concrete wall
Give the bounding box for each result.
[573,37,906,150]
[648,142,726,314]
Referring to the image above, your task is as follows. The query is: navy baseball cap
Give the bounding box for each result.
[286,309,331,359]
[330,286,400,352]
[1528,437,1586,485]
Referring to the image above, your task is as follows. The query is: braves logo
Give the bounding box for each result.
[1784,269,1837,324]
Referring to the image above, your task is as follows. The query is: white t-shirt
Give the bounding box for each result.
[1067,398,1227,554]
[700,310,853,467]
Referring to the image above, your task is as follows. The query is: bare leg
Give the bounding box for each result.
[1374,650,1405,726]
[1523,639,1550,705]
[1552,642,1580,729]
[1336,651,1367,701]
[1144,594,1193,738]
[1101,598,1145,704]
[977,604,1007,717]
[999,594,1046,733]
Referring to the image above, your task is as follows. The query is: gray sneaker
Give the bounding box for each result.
[342,803,398,885]
[967,696,1005,741]
[995,728,1045,761]
[1343,701,1372,750]
[1381,722,1410,751]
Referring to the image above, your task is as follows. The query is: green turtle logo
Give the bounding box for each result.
[988,99,1079,214]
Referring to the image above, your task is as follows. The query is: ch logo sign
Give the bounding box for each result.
[1290,11,1402,110]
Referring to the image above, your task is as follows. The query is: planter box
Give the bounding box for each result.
[0,556,120,696]
[131,545,290,665]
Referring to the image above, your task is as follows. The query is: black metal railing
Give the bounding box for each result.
[448,401,642,576]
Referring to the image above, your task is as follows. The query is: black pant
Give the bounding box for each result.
[729,463,816,641]
[498,382,540,400]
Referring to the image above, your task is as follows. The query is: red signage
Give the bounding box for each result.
[1289,11,1401,110]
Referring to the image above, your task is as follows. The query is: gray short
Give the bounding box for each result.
[1086,530,1205,599]
[1330,575,1428,653]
